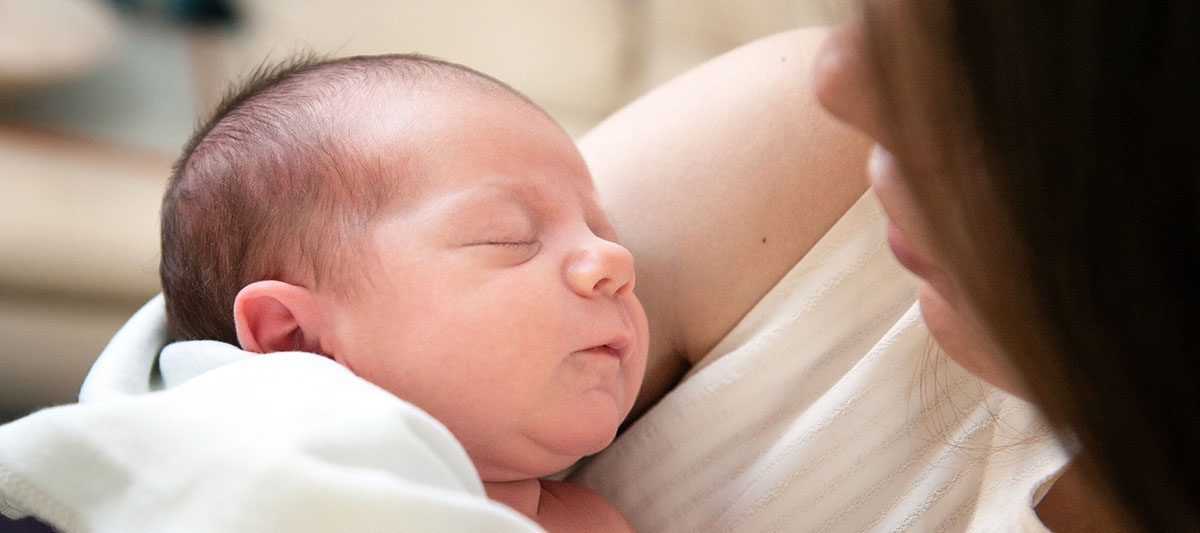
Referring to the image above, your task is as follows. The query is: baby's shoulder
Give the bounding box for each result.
[536,479,632,533]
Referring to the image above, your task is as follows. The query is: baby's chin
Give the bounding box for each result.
[543,409,625,462]
[475,423,620,482]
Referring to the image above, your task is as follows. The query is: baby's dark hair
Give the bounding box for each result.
[161,53,535,345]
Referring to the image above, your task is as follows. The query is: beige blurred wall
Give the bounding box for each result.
[0,0,856,420]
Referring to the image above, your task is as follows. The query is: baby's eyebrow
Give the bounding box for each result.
[445,185,528,213]
[426,184,542,232]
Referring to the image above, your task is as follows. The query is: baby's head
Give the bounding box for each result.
[162,54,648,481]
[163,54,517,344]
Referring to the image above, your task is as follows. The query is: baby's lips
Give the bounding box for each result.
[581,335,630,359]
[603,336,630,358]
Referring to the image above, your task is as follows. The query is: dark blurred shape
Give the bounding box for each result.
[164,0,238,25]
[107,0,239,26]
[0,514,58,533]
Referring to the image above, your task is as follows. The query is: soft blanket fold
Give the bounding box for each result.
[0,298,539,532]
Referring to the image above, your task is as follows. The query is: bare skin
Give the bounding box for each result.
[233,81,645,530]
[1035,464,1125,533]
[485,480,632,532]
[475,31,869,521]
[580,28,871,419]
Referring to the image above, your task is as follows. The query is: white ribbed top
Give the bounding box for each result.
[571,192,1067,532]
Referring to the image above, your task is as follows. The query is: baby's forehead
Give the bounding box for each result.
[321,73,586,213]
[334,81,545,156]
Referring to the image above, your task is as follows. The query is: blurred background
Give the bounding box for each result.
[0,0,854,421]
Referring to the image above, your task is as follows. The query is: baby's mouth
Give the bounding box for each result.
[582,337,629,359]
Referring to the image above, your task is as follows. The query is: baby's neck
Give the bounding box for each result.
[483,478,543,519]
[484,478,633,532]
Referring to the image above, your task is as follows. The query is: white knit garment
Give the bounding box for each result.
[572,192,1068,532]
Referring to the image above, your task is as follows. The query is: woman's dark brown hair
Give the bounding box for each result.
[864,1,1199,529]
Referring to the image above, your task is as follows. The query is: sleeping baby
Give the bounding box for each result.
[159,53,647,532]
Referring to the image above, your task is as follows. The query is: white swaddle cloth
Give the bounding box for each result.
[0,298,541,532]
[571,192,1068,532]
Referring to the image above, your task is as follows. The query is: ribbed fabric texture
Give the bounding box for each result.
[572,193,1067,532]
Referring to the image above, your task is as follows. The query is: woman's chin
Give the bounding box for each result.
[917,283,1030,399]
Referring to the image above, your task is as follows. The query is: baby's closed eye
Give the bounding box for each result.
[473,239,538,247]
[463,235,541,265]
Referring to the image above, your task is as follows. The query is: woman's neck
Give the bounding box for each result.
[1035,463,1125,532]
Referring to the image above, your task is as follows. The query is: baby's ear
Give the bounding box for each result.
[233,281,325,354]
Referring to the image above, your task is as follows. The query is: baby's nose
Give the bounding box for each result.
[565,237,635,298]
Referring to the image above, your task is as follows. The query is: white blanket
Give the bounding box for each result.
[0,297,539,532]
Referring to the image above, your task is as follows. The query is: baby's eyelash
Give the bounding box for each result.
[481,240,536,247]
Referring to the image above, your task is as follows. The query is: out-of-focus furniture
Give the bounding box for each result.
[0,0,853,420]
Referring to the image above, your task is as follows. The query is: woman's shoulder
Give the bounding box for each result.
[584,27,871,414]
